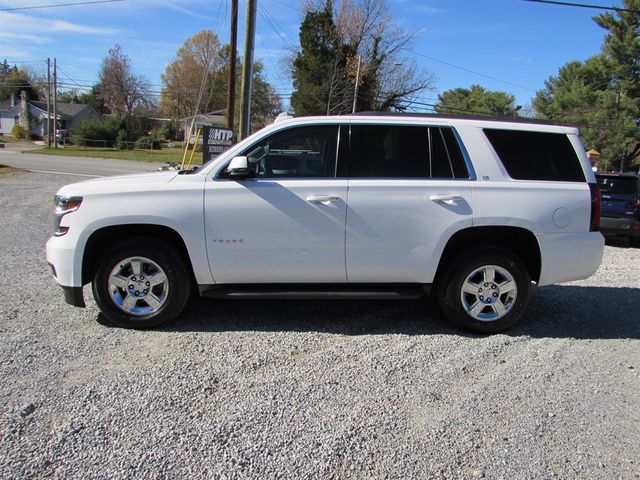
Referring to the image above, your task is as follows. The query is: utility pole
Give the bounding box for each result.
[239,0,256,140]
[46,58,51,147]
[226,0,238,133]
[352,54,361,114]
[53,58,58,149]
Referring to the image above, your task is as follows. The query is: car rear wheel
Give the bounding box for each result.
[438,248,531,334]
[92,237,192,329]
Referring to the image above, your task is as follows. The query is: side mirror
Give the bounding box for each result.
[226,156,254,179]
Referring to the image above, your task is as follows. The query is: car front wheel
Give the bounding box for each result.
[92,237,192,329]
[438,248,531,334]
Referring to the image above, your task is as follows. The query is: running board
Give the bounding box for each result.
[198,283,431,300]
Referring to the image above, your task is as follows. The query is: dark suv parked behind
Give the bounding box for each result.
[596,173,640,247]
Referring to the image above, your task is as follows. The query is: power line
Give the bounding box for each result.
[1,59,48,64]
[272,0,298,12]
[257,0,297,51]
[404,49,537,93]
[522,0,640,14]
[0,0,124,12]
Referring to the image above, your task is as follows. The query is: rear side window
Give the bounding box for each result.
[484,129,585,182]
[430,127,470,179]
[349,125,469,179]
[597,175,639,194]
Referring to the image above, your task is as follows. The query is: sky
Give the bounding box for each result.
[0,0,619,112]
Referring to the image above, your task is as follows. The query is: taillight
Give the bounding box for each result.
[635,194,640,209]
[589,183,601,231]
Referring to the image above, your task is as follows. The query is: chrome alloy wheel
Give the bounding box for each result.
[460,265,517,322]
[108,257,169,316]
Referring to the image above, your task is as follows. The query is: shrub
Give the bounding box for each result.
[69,116,149,147]
[115,129,129,150]
[161,120,180,141]
[70,119,117,145]
[11,124,27,139]
[134,135,161,150]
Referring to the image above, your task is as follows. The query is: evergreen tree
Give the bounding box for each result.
[435,85,519,117]
[535,1,640,171]
[594,0,640,99]
[290,0,433,116]
[0,65,39,102]
[290,1,351,115]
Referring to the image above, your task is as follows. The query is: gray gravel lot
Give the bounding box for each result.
[1,170,639,479]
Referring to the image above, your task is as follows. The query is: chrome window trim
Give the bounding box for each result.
[213,124,342,181]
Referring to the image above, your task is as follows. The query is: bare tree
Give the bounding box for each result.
[292,0,435,115]
[335,0,435,111]
[98,44,153,115]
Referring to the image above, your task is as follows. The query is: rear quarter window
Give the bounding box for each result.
[484,129,585,182]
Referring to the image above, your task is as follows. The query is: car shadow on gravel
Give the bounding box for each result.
[96,284,640,340]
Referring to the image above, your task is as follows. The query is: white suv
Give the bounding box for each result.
[46,114,604,333]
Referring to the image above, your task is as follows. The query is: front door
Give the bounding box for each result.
[204,124,348,284]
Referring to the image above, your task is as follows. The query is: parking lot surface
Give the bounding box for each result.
[1,170,639,479]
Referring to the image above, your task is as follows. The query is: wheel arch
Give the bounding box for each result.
[434,226,541,286]
[81,224,195,285]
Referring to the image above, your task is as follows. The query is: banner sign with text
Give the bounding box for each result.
[202,126,234,163]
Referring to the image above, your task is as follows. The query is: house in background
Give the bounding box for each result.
[180,110,226,145]
[0,93,20,136]
[0,91,102,138]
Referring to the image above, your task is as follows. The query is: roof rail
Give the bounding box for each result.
[274,112,294,123]
[348,111,564,126]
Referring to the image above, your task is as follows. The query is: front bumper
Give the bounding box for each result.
[46,235,85,307]
[599,216,640,237]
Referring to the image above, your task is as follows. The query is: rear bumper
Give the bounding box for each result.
[537,231,604,286]
[600,216,640,237]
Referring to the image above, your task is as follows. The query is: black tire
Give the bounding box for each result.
[630,236,640,249]
[437,248,531,334]
[92,237,192,329]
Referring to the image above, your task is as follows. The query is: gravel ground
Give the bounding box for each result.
[1,170,639,479]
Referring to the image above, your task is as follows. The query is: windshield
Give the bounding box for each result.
[597,175,638,195]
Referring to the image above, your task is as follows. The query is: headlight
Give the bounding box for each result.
[53,195,82,236]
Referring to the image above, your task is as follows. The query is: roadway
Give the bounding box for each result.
[0,144,160,177]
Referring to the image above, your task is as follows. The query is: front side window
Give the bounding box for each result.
[238,125,338,178]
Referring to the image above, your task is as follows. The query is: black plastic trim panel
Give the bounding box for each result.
[198,283,431,300]
[62,286,85,307]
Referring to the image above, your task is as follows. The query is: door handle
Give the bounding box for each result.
[430,194,463,206]
[306,195,341,205]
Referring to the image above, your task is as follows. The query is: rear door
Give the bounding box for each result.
[345,124,474,284]
[597,175,639,218]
